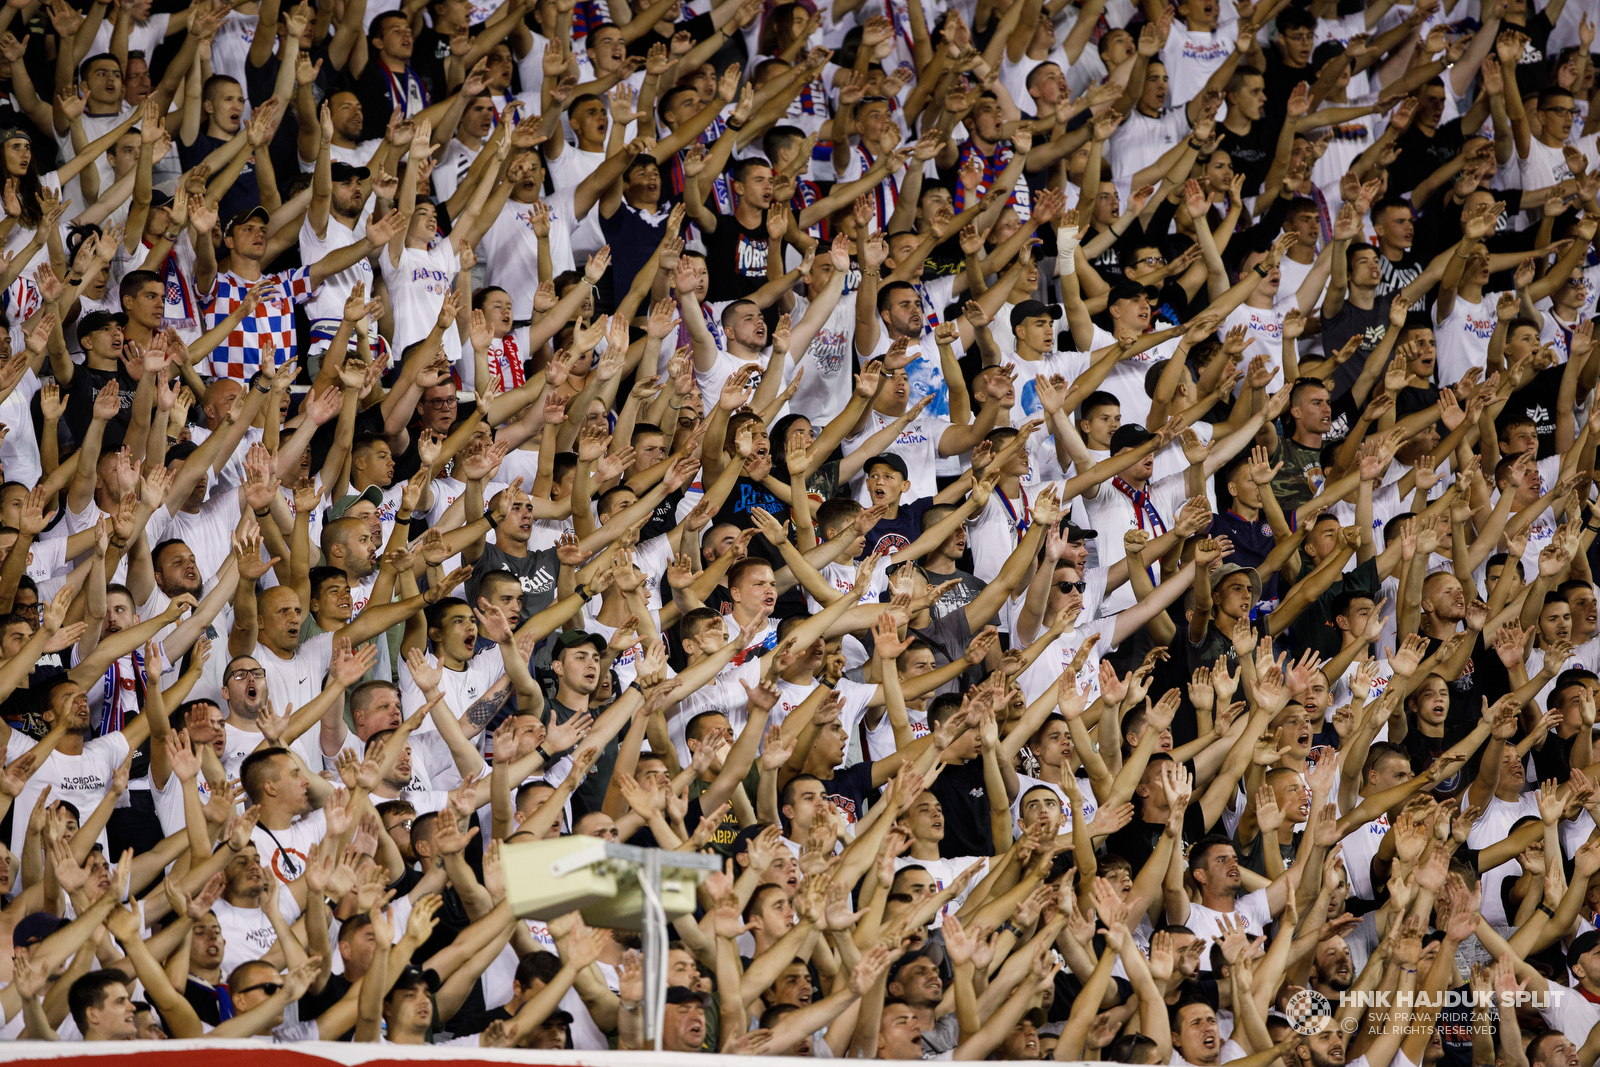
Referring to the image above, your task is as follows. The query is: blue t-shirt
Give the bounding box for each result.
[1209,509,1279,605]
[865,496,933,557]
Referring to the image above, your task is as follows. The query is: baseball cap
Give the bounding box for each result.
[225,205,270,234]
[330,161,371,182]
[1209,563,1262,604]
[1064,525,1097,542]
[1108,424,1156,453]
[1570,930,1600,970]
[864,452,909,480]
[329,485,383,520]
[149,189,174,209]
[14,912,64,946]
[76,310,128,345]
[1107,279,1160,306]
[1022,1007,1049,1028]
[554,629,605,653]
[1009,299,1061,332]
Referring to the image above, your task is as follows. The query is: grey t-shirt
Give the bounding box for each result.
[466,543,560,621]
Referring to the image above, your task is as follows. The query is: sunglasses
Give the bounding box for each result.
[1056,580,1087,594]
[234,982,282,997]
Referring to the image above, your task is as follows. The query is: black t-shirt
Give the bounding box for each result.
[702,209,772,302]
[1390,119,1467,196]
[929,759,996,858]
[1510,10,1557,94]
[712,475,788,569]
[412,26,456,102]
[815,760,877,824]
[1404,725,1472,799]
[1377,249,1426,299]
[1261,55,1313,129]
[545,697,616,819]
[1217,121,1276,197]
[297,973,354,1037]
[1506,363,1564,459]
[179,128,260,223]
[36,361,140,452]
[352,60,431,141]
[1322,298,1394,402]
[1292,557,1381,659]
[1103,803,1207,874]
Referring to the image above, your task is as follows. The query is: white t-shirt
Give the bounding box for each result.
[1433,291,1506,387]
[841,411,953,504]
[1464,789,1541,926]
[213,896,279,979]
[1183,888,1274,962]
[9,732,130,856]
[299,211,372,326]
[381,241,462,364]
[251,808,327,887]
[1083,470,1191,615]
[786,290,859,425]
[480,193,577,319]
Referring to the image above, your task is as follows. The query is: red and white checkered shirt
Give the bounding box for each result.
[199,267,314,379]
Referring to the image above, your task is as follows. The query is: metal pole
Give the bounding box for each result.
[639,850,667,1052]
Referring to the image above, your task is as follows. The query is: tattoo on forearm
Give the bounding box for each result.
[465,675,514,728]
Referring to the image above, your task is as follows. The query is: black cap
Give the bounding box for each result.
[1107,279,1160,306]
[149,189,173,209]
[1570,930,1600,970]
[864,452,909,480]
[554,629,605,653]
[76,310,128,345]
[13,912,63,946]
[1009,299,1061,332]
[330,161,371,182]
[1108,424,1156,453]
[665,986,712,1006]
[1065,525,1097,542]
[225,205,270,234]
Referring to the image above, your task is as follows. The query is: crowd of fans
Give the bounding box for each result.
[4,0,1600,1057]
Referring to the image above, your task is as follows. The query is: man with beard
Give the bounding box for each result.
[301,154,381,362]
[234,536,465,764]
[1163,836,1295,961]
[1309,935,1355,1003]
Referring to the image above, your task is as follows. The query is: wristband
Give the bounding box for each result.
[254,507,271,518]
[1539,903,1556,916]
[1188,138,1204,149]
[1253,264,1269,278]
[534,743,551,763]
[575,582,592,601]
[726,119,745,131]
[997,920,1022,937]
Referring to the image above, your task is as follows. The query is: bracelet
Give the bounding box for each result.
[575,582,592,601]
[1401,967,1418,974]
[534,743,551,763]
[1253,264,1269,278]
[1587,523,1600,532]
[726,119,745,131]
[253,507,271,517]
[997,920,1021,937]
[64,273,82,285]
[1188,138,1204,149]
[109,537,128,550]
[1539,903,1557,916]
